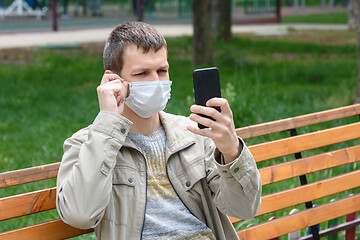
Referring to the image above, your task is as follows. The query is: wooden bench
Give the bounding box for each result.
[233,104,360,239]
[1,104,360,239]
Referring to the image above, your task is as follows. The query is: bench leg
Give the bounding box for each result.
[345,212,357,240]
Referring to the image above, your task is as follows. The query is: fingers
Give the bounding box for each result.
[190,98,233,123]
[189,97,235,133]
[97,72,129,114]
[190,104,219,117]
[189,113,218,130]
[123,81,130,98]
[100,73,123,85]
[97,80,126,103]
[188,97,241,163]
[206,97,232,115]
[101,71,130,98]
[186,124,214,138]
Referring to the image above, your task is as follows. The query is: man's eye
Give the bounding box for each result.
[158,69,168,73]
[135,72,145,76]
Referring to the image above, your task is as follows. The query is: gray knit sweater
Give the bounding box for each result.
[128,127,215,240]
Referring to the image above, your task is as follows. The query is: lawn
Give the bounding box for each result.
[283,11,348,24]
[0,29,359,239]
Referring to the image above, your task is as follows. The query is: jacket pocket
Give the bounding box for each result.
[102,166,138,226]
[112,166,137,187]
[177,156,206,191]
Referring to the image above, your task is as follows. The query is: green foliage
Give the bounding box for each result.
[0,31,358,239]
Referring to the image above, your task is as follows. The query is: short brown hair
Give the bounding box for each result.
[103,21,167,75]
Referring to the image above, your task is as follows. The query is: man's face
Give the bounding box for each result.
[120,44,169,83]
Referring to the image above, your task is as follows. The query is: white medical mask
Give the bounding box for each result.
[124,81,172,118]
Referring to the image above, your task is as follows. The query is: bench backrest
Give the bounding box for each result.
[234,104,360,239]
[1,104,359,239]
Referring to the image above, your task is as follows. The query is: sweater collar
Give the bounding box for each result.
[123,112,195,153]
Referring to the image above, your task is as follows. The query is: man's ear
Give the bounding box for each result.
[105,70,113,74]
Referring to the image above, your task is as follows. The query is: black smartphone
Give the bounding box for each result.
[193,67,222,129]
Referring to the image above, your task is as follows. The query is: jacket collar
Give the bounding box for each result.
[159,111,196,155]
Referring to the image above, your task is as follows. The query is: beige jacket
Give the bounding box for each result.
[56,111,261,240]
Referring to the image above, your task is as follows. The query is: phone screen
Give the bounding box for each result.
[193,67,221,129]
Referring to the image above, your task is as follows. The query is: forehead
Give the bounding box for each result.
[122,44,168,70]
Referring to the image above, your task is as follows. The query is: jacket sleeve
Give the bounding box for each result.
[205,137,262,220]
[56,111,132,229]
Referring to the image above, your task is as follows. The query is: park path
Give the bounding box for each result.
[0,22,348,49]
[0,5,349,49]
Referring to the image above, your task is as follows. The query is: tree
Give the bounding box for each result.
[348,0,356,30]
[212,0,232,42]
[192,0,213,66]
[352,0,360,103]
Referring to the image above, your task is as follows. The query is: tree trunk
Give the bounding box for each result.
[349,0,356,30]
[354,0,360,103]
[192,0,213,66]
[212,0,232,42]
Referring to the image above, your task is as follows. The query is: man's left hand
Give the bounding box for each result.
[187,98,242,164]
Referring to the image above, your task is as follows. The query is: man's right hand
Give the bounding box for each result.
[97,70,129,115]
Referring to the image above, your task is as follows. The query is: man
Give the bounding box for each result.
[56,21,261,240]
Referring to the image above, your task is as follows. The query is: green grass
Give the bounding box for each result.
[281,0,348,7]
[283,11,348,24]
[0,30,359,239]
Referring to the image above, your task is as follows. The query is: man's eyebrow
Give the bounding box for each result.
[132,64,169,73]
[132,67,148,72]
[131,67,152,73]
[159,63,170,69]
